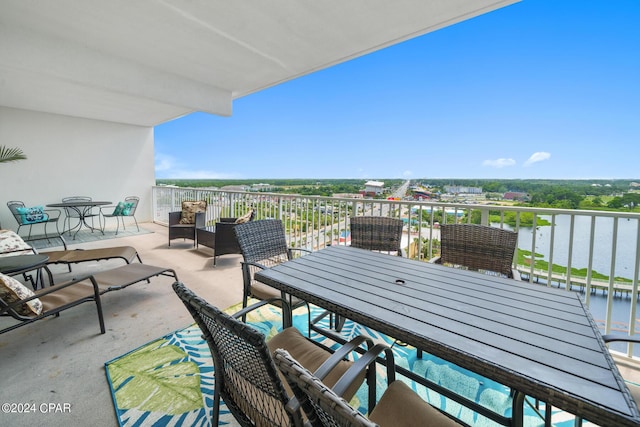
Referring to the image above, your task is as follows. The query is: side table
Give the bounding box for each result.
[0,254,53,289]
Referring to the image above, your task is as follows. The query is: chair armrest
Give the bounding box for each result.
[44,208,62,220]
[331,342,396,398]
[219,217,237,223]
[230,297,292,323]
[288,248,312,259]
[194,211,206,228]
[603,334,640,344]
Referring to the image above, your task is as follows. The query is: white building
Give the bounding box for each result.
[364,181,385,196]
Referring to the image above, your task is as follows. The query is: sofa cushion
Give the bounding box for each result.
[235,210,253,224]
[15,206,49,224]
[180,201,207,224]
[0,272,42,316]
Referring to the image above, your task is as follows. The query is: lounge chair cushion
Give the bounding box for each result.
[0,272,42,315]
[235,210,253,224]
[0,229,34,257]
[15,206,49,224]
[180,201,206,224]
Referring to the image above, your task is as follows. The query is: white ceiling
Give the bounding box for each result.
[0,0,518,126]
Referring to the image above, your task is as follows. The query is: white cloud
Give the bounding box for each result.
[154,153,175,172]
[524,152,551,166]
[482,158,516,168]
[402,170,412,177]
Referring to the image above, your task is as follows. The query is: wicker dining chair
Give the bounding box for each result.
[430,223,520,280]
[350,216,404,256]
[172,281,382,427]
[234,219,310,314]
[274,348,463,427]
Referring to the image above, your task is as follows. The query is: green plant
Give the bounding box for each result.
[0,146,27,163]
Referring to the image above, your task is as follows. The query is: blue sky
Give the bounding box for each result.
[155,1,640,181]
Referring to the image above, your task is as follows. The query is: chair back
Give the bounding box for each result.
[438,224,518,278]
[6,201,27,225]
[234,219,290,266]
[172,281,300,427]
[350,216,403,256]
[274,349,377,427]
[123,196,139,216]
[62,196,92,218]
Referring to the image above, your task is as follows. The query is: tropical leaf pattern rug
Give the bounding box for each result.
[105,303,595,427]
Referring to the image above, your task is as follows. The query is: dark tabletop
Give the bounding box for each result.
[255,245,640,427]
[0,254,49,274]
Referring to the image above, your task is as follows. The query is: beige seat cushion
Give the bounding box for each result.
[369,380,462,427]
[249,281,304,307]
[235,210,253,224]
[267,327,364,401]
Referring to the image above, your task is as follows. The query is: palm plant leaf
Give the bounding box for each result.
[0,146,27,163]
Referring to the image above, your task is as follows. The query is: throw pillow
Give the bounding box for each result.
[0,272,43,316]
[234,210,254,224]
[121,202,135,216]
[180,201,207,224]
[112,202,125,216]
[15,206,49,225]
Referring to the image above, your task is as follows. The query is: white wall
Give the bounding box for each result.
[0,107,155,230]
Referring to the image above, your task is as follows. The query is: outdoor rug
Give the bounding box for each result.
[105,303,595,427]
[29,227,153,250]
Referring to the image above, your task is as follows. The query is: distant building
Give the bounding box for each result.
[363,181,384,196]
[251,183,273,192]
[444,185,482,194]
[503,192,531,201]
[334,193,363,199]
[221,185,248,192]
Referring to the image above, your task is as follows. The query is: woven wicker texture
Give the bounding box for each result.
[234,219,304,309]
[173,282,298,427]
[274,348,377,427]
[350,216,403,256]
[437,224,518,278]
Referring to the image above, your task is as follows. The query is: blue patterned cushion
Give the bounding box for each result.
[15,206,49,225]
[121,202,135,216]
[112,202,125,216]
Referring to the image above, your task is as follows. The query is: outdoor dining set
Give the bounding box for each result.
[2,199,639,426]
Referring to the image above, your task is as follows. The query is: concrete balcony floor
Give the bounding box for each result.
[0,222,243,427]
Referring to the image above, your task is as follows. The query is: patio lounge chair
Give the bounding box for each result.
[0,263,178,336]
[210,210,254,265]
[6,201,67,250]
[172,281,388,426]
[274,348,463,427]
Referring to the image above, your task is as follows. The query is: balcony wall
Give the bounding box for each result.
[153,185,640,357]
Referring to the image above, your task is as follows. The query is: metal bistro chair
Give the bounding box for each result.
[61,196,100,236]
[274,348,463,427]
[430,223,520,280]
[234,219,310,317]
[6,201,67,250]
[350,216,404,256]
[172,281,386,427]
[100,196,140,235]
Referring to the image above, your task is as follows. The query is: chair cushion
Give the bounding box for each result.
[121,202,135,216]
[15,206,49,224]
[0,272,42,316]
[112,202,125,216]
[370,380,461,426]
[235,210,253,224]
[180,201,206,224]
[0,229,34,256]
[267,327,363,401]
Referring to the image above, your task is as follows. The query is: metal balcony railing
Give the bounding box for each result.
[152,185,640,358]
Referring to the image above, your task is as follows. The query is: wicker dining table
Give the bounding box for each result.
[255,245,640,427]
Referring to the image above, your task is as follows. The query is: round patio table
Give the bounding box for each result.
[47,201,111,239]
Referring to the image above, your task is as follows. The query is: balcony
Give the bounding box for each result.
[2,187,640,426]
